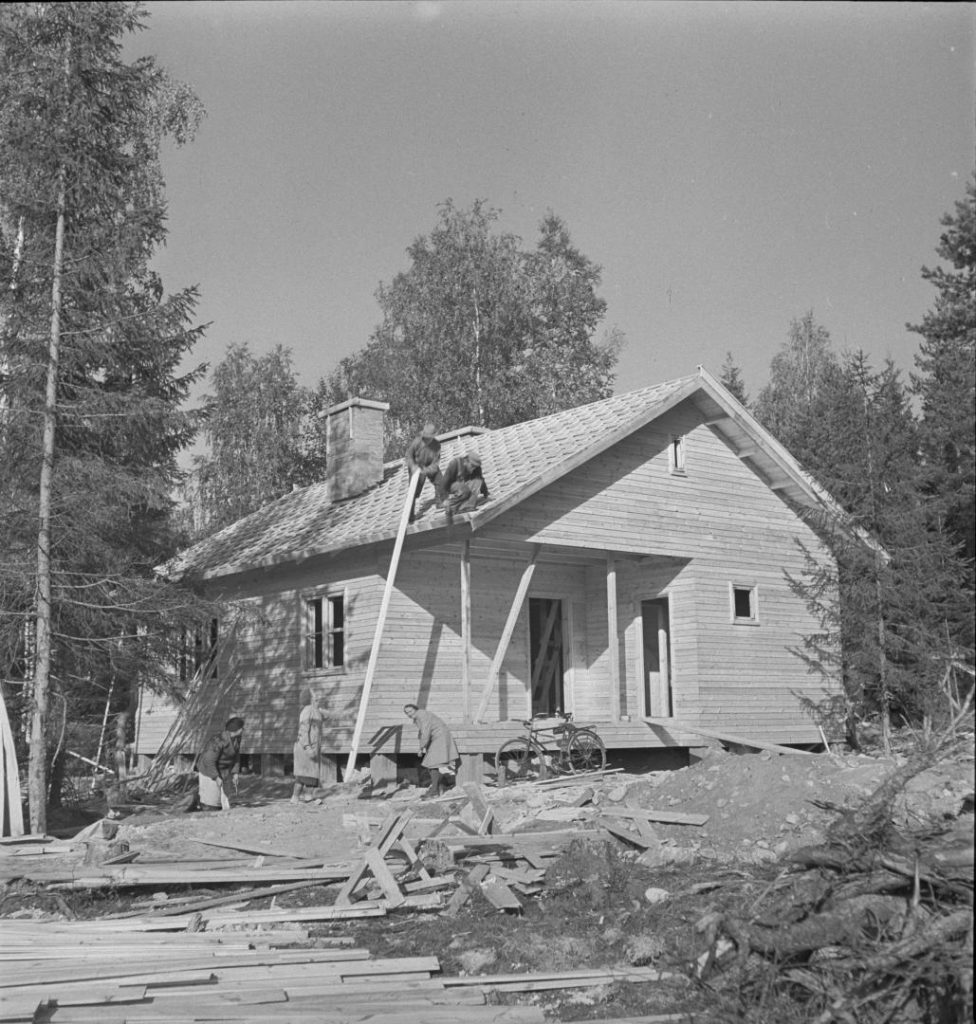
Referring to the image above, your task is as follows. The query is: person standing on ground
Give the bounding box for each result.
[404,422,442,522]
[437,451,489,513]
[197,716,245,811]
[403,703,459,799]
[292,689,324,804]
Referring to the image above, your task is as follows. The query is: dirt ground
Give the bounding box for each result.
[26,736,976,1021]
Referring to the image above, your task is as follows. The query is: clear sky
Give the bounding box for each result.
[134,0,974,412]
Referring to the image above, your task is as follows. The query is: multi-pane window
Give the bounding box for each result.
[730,584,759,624]
[306,594,344,670]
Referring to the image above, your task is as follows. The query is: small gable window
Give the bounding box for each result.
[730,584,759,624]
[668,435,686,475]
[306,594,345,670]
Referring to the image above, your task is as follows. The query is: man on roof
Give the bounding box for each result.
[437,451,489,514]
[404,422,442,523]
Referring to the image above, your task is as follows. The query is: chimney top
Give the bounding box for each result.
[323,397,389,503]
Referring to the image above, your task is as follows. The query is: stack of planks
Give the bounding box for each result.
[0,917,678,1023]
[0,918,530,1023]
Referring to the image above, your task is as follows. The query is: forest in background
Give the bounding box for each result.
[1,3,972,831]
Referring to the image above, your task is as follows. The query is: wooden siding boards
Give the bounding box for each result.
[139,398,837,760]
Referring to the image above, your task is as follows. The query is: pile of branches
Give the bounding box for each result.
[697,743,974,1023]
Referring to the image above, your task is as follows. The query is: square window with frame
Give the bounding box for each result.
[305,593,345,670]
[668,435,686,475]
[730,584,759,624]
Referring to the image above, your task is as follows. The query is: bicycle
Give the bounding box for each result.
[495,711,607,785]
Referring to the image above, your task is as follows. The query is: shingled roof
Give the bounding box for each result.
[161,369,845,583]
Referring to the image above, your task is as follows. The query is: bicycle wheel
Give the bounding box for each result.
[495,739,548,785]
[565,729,606,774]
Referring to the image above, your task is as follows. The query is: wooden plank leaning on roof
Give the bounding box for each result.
[344,470,419,779]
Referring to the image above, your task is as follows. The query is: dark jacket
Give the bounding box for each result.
[405,435,441,477]
[197,730,242,780]
[440,457,488,499]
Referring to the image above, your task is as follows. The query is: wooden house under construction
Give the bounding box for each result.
[137,368,844,785]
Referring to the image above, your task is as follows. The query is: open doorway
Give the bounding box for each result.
[641,598,672,717]
[529,598,564,715]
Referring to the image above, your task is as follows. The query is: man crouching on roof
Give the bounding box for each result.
[197,716,245,811]
[404,703,459,800]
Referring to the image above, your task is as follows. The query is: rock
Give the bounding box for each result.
[643,886,671,905]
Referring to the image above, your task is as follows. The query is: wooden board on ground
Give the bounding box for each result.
[442,864,489,918]
[599,807,709,826]
[335,811,413,907]
[480,879,523,913]
[644,717,818,757]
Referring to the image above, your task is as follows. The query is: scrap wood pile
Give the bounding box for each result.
[0,767,709,919]
[695,744,975,1023]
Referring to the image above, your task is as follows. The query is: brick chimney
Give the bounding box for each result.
[322,397,389,502]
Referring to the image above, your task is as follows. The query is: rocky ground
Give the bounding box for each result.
[24,734,976,1022]
[106,739,973,871]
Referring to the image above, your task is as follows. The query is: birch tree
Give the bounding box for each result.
[322,200,622,457]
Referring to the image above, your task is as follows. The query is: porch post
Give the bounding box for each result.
[460,540,472,723]
[607,555,620,720]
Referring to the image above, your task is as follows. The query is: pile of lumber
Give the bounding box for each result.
[696,746,974,1023]
[1,775,711,921]
[0,914,677,1023]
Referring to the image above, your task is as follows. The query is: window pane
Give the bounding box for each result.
[733,587,753,618]
[307,598,323,668]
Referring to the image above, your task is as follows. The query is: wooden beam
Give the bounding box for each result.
[529,602,559,703]
[606,556,620,721]
[1,680,25,837]
[475,546,539,722]
[345,471,419,777]
[460,540,472,723]
[643,717,819,756]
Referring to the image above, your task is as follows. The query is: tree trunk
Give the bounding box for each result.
[28,168,66,835]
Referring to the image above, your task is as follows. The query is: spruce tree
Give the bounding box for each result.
[0,2,208,831]
[909,176,976,574]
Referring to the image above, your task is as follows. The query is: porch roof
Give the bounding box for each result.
[161,368,849,583]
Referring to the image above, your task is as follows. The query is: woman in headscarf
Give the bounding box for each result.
[291,689,324,804]
[197,717,245,811]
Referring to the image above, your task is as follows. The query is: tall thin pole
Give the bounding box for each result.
[344,471,419,778]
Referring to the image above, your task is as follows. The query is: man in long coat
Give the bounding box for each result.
[403,703,459,799]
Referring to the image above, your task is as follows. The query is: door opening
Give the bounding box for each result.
[529,598,564,716]
[641,598,672,717]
